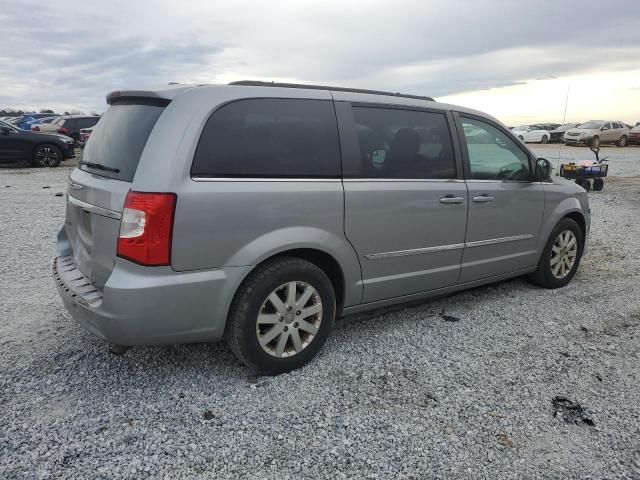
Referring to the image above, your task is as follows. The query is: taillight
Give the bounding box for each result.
[117,192,177,266]
[32,126,40,131]
[58,127,69,135]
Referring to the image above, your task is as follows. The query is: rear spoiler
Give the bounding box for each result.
[106,85,195,105]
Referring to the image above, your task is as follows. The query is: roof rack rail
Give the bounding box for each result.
[229,80,434,102]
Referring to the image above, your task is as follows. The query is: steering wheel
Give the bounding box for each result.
[496,162,524,180]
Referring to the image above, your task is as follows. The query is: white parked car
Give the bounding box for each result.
[511,125,550,144]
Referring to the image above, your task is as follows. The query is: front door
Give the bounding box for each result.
[455,114,545,283]
[339,103,468,303]
[0,127,26,161]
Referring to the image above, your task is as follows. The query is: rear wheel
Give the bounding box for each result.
[529,218,583,289]
[32,144,62,167]
[541,135,549,144]
[575,178,591,192]
[225,257,336,375]
[593,178,604,191]
[617,135,627,147]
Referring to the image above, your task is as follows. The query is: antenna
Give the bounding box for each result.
[562,85,570,123]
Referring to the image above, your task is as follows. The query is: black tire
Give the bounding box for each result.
[617,135,627,147]
[225,257,336,375]
[590,136,600,149]
[529,218,584,289]
[593,178,604,191]
[541,135,549,144]
[32,144,62,167]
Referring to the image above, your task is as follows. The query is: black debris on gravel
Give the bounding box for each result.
[552,396,595,426]
[441,315,461,322]
[203,411,215,421]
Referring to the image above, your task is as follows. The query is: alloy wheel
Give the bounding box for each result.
[36,146,59,166]
[256,281,322,358]
[550,230,578,279]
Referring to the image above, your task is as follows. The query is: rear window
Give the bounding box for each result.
[191,98,341,178]
[80,99,167,181]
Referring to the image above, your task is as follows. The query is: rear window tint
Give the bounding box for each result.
[80,99,166,181]
[192,98,340,178]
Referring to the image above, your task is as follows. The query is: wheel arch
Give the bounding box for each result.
[229,247,350,320]
[537,196,587,255]
[563,211,586,240]
[268,248,346,314]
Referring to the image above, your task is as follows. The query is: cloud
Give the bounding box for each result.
[1,0,639,112]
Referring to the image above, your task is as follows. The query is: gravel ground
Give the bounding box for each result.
[1,146,640,479]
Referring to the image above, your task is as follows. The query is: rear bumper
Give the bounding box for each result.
[53,255,250,346]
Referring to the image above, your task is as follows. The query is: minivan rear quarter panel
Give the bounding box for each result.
[159,86,364,307]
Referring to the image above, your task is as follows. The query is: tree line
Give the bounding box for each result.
[0,108,94,116]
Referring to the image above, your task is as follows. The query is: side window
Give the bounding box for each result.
[192,99,340,178]
[351,106,456,179]
[602,123,611,130]
[461,117,530,181]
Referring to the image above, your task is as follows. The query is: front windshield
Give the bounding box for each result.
[578,121,603,129]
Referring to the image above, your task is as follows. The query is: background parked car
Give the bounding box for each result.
[77,126,95,148]
[13,113,60,130]
[0,119,75,167]
[35,115,100,142]
[533,122,561,132]
[628,123,640,145]
[27,116,60,130]
[564,120,629,148]
[549,122,580,143]
[511,125,551,143]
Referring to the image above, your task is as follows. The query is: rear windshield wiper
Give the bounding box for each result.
[79,160,120,173]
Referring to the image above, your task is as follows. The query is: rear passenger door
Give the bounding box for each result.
[338,103,468,303]
[455,114,545,283]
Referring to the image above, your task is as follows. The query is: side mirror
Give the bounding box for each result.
[534,157,551,180]
[601,126,608,131]
[1,126,11,135]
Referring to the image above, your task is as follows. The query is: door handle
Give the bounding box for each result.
[473,195,494,203]
[439,195,465,204]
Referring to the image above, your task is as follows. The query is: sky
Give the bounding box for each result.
[2,0,639,125]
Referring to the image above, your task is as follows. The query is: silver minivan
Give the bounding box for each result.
[54,82,590,374]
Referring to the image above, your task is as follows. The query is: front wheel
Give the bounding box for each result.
[32,144,62,167]
[617,135,627,147]
[225,257,336,375]
[529,218,584,289]
[541,135,549,144]
[590,136,600,149]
